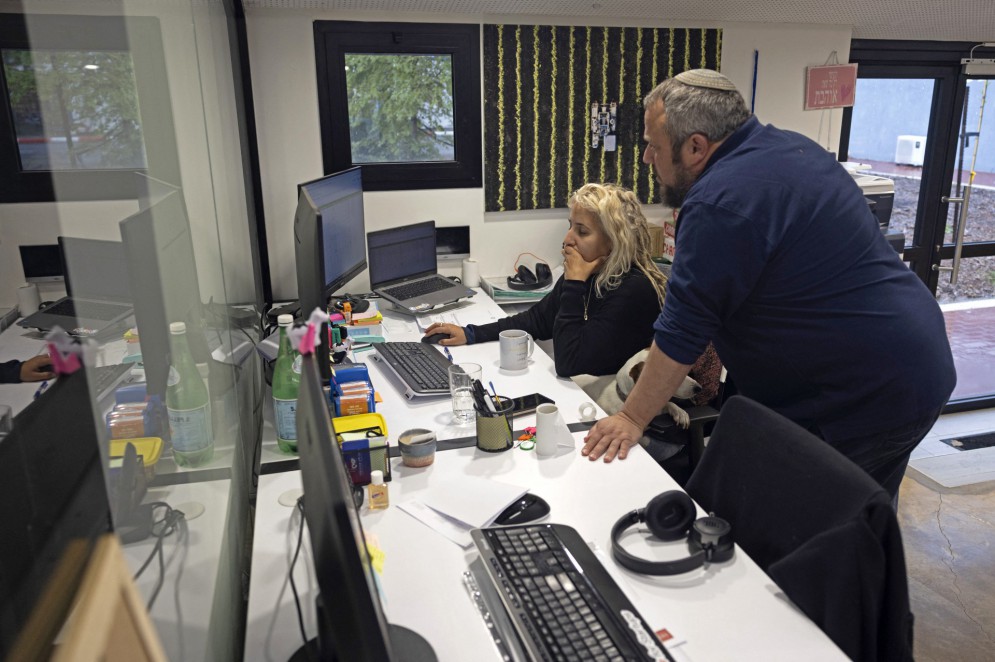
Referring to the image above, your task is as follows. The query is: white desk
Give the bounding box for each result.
[257,291,596,468]
[245,295,845,661]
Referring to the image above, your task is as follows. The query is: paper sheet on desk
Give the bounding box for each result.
[398,476,528,548]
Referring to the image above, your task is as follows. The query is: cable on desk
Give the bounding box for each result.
[132,502,186,611]
[289,496,313,659]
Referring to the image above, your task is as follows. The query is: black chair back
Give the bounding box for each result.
[686,395,913,662]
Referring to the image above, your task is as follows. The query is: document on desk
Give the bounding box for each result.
[398,476,527,548]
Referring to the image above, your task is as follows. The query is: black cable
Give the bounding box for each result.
[133,501,173,579]
[131,502,185,611]
[289,497,312,658]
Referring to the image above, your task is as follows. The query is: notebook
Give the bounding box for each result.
[367,221,475,314]
[18,237,133,337]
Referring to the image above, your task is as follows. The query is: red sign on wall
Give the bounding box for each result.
[805,63,858,110]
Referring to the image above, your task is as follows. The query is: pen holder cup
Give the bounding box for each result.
[474,396,515,453]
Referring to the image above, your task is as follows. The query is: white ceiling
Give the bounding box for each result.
[245,0,995,43]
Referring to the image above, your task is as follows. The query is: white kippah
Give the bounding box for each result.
[674,68,738,91]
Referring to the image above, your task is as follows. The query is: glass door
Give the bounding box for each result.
[842,51,995,411]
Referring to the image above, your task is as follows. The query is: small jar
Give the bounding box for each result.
[367,469,389,509]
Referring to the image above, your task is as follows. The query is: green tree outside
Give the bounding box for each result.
[2,48,146,170]
[345,53,455,163]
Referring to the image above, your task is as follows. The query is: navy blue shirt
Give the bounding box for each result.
[654,117,955,441]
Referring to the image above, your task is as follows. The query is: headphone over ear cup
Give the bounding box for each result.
[611,490,734,575]
[506,263,553,291]
[643,491,696,541]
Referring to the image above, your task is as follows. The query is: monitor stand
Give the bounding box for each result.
[289,624,436,662]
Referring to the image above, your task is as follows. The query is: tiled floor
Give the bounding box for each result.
[901,407,995,662]
[943,303,995,402]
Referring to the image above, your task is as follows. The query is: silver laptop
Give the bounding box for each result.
[18,237,133,337]
[367,221,475,314]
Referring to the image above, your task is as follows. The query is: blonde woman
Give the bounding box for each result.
[423,183,667,376]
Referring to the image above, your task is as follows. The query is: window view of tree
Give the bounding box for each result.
[2,48,146,171]
[344,53,455,163]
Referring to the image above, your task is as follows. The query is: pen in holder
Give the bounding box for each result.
[474,394,514,452]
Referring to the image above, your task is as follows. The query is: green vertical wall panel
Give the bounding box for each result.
[483,25,722,212]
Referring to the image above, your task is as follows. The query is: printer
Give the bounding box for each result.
[842,162,895,232]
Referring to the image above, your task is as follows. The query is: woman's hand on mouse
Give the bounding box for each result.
[423,323,466,346]
[562,246,603,282]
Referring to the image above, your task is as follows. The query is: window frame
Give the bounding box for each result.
[0,13,179,203]
[313,20,482,191]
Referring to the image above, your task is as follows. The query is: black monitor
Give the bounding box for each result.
[120,184,207,398]
[0,367,112,657]
[294,351,435,662]
[435,225,470,263]
[294,167,367,316]
[18,244,64,283]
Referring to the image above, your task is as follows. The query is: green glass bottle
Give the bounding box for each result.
[166,321,214,467]
[272,314,302,453]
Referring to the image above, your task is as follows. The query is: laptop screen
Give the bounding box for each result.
[367,221,437,289]
[59,237,132,303]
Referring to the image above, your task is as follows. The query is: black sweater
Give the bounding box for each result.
[0,359,22,384]
[466,270,662,377]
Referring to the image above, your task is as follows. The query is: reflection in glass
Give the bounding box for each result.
[345,53,455,163]
[2,48,147,171]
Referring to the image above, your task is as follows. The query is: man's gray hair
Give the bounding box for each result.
[643,72,751,154]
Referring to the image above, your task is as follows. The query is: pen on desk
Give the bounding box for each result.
[33,380,50,399]
[443,346,454,363]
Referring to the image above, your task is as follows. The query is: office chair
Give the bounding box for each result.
[685,395,914,662]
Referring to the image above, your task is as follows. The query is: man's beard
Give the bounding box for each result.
[662,160,696,209]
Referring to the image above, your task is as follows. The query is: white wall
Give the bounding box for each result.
[246,9,852,301]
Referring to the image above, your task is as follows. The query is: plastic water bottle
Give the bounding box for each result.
[166,321,214,466]
[272,314,301,453]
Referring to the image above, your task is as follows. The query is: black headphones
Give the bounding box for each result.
[610,491,734,575]
[507,263,553,291]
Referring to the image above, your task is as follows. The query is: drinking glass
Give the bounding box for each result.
[448,362,481,425]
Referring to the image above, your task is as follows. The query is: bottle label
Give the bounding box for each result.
[167,366,180,387]
[274,397,297,441]
[292,355,302,374]
[168,404,212,453]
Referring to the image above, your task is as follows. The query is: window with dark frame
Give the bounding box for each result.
[0,14,179,203]
[314,21,482,191]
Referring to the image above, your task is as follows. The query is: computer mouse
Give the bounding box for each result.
[421,332,449,344]
[494,494,551,526]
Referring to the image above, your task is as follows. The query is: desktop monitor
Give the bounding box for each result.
[120,185,207,398]
[0,367,112,658]
[294,351,435,662]
[294,166,367,316]
[435,225,470,263]
[18,244,64,283]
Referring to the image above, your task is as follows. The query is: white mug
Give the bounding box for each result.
[17,283,41,317]
[499,329,534,370]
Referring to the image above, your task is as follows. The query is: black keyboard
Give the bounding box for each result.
[472,524,674,662]
[370,342,451,397]
[44,299,130,321]
[382,276,455,301]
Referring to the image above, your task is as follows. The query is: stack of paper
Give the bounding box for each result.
[398,475,528,548]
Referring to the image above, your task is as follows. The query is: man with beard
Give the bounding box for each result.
[581,69,955,501]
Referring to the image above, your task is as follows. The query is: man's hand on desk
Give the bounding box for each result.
[582,412,643,462]
[422,322,467,346]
